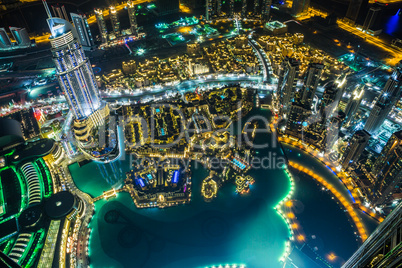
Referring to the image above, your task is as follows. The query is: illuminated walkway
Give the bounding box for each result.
[288,161,368,242]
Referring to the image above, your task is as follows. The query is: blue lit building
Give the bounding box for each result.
[70,13,95,50]
[46,16,101,120]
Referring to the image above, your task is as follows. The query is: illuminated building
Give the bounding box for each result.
[127,1,138,36]
[254,0,260,16]
[285,102,311,136]
[206,0,214,20]
[292,0,310,16]
[241,0,247,18]
[70,13,95,50]
[109,6,120,36]
[323,112,345,151]
[277,57,300,114]
[51,4,69,21]
[344,85,365,125]
[362,7,382,35]
[261,0,272,22]
[0,28,12,49]
[95,9,108,43]
[341,129,370,169]
[299,62,324,108]
[229,0,235,17]
[43,0,118,160]
[122,60,137,74]
[9,27,31,48]
[371,130,402,206]
[319,77,346,120]
[342,202,402,268]
[345,0,368,24]
[364,63,402,134]
[216,0,222,16]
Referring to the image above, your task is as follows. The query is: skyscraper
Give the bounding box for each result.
[285,102,311,137]
[206,0,213,20]
[371,130,402,206]
[261,0,272,22]
[299,62,324,108]
[9,27,31,48]
[344,85,364,125]
[254,0,260,17]
[319,75,346,120]
[43,0,117,160]
[292,0,310,16]
[277,57,300,114]
[342,201,402,268]
[0,28,12,49]
[363,7,382,32]
[241,0,247,18]
[70,13,95,50]
[341,129,370,169]
[95,9,108,43]
[216,0,222,16]
[229,0,235,17]
[324,112,345,152]
[109,6,120,36]
[364,66,402,134]
[345,0,368,24]
[127,0,138,36]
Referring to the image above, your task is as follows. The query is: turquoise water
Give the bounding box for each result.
[68,108,372,268]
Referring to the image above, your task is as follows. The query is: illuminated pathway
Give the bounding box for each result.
[288,161,368,241]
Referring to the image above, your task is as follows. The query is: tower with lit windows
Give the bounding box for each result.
[70,13,95,50]
[277,57,300,114]
[109,6,120,36]
[127,0,138,36]
[261,0,272,22]
[43,0,118,161]
[341,129,370,169]
[299,62,324,108]
[364,63,402,134]
[241,0,247,18]
[254,0,260,17]
[229,0,235,17]
[95,9,108,43]
[344,85,364,125]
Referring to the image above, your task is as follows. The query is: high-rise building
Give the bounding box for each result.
[277,57,300,114]
[156,0,180,15]
[319,75,346,120]
[206,0,214,20]
[216,0,222,16]
[70,13,95,50]
[0,28,12,49]
[241,0,247,18]
[95,9,108,43]
[323,112,345,152]
[299,62,324,108]
[344,85,364,125]
[109,6,120,36]
[342,202,402,268]
[51,4,69,21]
[9,27,31,48]
[363,7,382,32]
[341,129,370,169]
[229,0,235,17]
[127,1,138,36]
[285,102,311,136]
[371,130,402,206]
[262,0,272,22]
[364,94,392,134]
[345,0,368,24]
[254,0,260,16]
[43,0,118,161]
[292,0,310,16]
[364,66,402,134]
